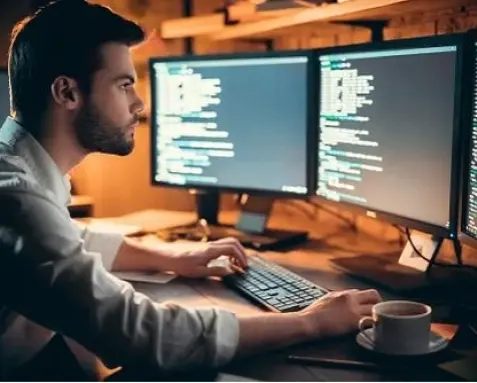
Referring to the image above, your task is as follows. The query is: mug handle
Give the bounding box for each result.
[358,316,375,344]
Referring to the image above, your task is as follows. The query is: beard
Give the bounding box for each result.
[74,101,137,156]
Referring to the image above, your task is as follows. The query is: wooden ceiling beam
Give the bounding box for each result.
[161,3,302,39]
[161,14,225,39]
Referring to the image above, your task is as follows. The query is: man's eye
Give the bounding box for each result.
[120,83,132,90]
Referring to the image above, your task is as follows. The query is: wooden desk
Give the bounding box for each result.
[103,209,464,381]
[127,245,460,381]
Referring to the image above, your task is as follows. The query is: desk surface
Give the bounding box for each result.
[106,208,463,381]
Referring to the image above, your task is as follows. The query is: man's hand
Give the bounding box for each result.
[170,237,248,278]
[235,288,382,357]
[302,289,382,338]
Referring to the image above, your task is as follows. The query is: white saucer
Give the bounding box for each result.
[356,328,449,356]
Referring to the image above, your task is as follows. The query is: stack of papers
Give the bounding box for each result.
[87,220,143,236]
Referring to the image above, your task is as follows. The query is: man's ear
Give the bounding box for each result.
[50,76,81,110]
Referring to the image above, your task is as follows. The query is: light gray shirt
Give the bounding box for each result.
[0,117,239,377]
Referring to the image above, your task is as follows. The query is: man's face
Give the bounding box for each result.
[74,42,144,155]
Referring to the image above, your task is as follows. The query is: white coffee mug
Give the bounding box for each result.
[359,300,432,355]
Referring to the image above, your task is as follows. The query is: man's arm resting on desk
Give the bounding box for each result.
[111,237,381,355]
[236,289,381,357]
[76,224,381,356]
[75,222,248,278]
[74,222,171,273]
[114,237,249,277]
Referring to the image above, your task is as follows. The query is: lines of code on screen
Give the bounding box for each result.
[317,46,457,228]
[151,57,309,194]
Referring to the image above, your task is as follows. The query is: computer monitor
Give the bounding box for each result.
[0,68,9,122]
[149,51,313,196]
[315,35,465,241]
[460,39,477,249]
[148,51,314,248]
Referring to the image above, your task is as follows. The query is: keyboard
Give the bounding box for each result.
[223,254,329,312]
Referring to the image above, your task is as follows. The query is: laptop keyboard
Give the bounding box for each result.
[223,254,329,312]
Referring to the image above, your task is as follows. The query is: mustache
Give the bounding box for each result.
[129,115,140,126]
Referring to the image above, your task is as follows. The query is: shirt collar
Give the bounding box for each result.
[0,117,72,206]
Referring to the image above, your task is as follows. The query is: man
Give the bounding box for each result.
[0,0,381,379]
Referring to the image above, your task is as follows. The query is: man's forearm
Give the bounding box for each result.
[236,311,313,357]
[112,237,176,272]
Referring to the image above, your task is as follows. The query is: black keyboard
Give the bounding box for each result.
[223,254,329,312]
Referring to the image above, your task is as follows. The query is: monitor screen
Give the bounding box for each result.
[462,42,477,241]
[0,69,8,122]
[316,38,461,236]
[149,52,311,196]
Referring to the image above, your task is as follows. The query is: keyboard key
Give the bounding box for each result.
[280,304,302,312]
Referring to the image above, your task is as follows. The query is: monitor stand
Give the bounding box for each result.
[168,192,308,251]
[229,195,309,251]
[193,189,220,225]
[329,233,467,300]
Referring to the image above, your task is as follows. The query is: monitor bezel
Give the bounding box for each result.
[148,49,316,198]
[459,31,477,247]
[314,33,467,239]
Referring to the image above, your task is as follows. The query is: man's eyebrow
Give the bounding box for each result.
[113,74,136,83]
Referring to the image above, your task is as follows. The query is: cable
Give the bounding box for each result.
[393,224,406,235]
[405,227,458,268]
[405,228,477,272]
[469,325,477,337]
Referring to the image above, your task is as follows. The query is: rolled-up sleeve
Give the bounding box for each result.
[74,221,124,271]
[0,189,240,372]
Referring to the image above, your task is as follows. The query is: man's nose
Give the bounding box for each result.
[133,95,145,114]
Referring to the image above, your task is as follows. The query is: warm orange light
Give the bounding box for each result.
[132,28,167,62]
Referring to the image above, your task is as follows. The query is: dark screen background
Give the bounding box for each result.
[153,59,309,193]
[318,49,457,227]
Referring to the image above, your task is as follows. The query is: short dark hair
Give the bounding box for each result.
[8,0,145,135]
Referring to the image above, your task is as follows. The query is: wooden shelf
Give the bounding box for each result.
[160,0,476,43]
[161,8,299,39]
[207,0,476,41]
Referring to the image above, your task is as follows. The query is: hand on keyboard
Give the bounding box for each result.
[170,237,248,278]
[223,254,382,319]
[302,289,382,337]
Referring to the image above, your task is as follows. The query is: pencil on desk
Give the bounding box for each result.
[287,355,378,370]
